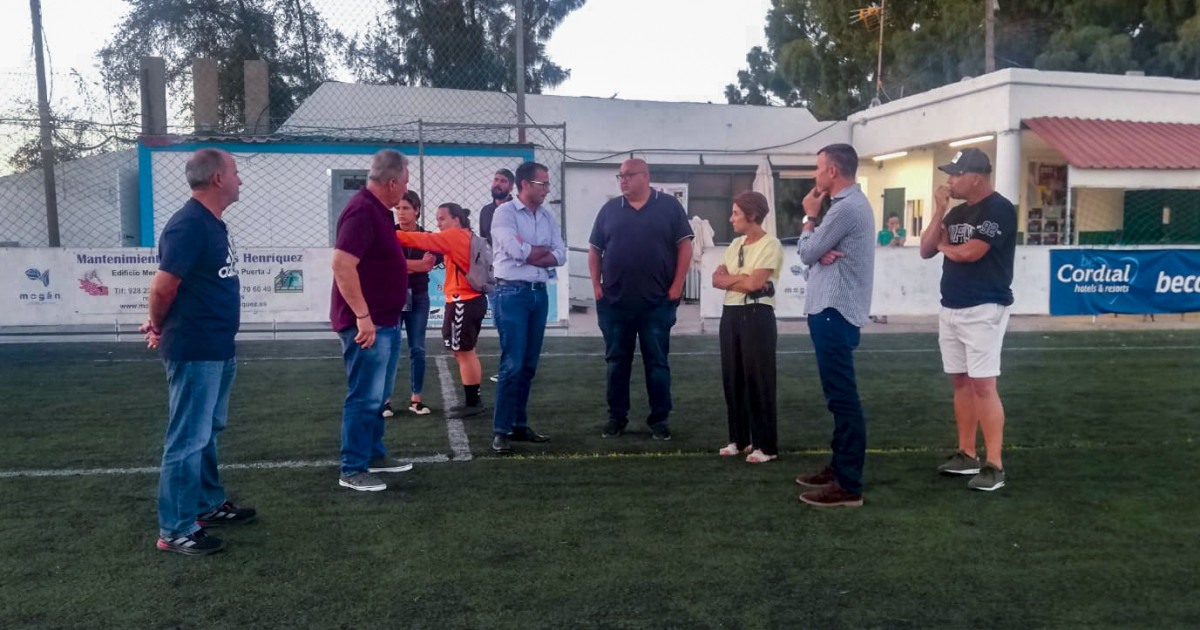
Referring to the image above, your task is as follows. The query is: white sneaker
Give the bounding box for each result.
[489,374,499,383]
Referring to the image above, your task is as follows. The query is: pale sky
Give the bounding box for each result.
[1,0,772,114]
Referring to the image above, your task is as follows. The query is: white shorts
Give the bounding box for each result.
[938,303,1011,378]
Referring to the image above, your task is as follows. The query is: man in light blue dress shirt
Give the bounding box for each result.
[488,161,567,454]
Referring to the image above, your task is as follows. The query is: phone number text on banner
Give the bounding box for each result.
[1049,248,1200,315]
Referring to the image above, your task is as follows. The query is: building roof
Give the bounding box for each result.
[1024,117,1200,170]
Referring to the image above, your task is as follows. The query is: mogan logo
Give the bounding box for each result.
[19,268,61,304]
[25,268,50,287]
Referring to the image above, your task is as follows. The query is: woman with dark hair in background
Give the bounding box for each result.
[383,190,439,417]
[396,203,488,418]
[711,191,784,463]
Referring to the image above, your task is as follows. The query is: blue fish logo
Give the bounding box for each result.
[24,268,50,287]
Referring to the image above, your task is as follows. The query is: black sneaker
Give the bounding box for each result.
[196,501,257,527]
[508,426,549,443]
[650,424,672,441]
[408,401,431,415]
[156,528,225,556]
[381,402,395,418]
[602,418,627,438]
[447,404,485,419]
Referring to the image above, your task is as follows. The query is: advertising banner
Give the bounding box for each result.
[1049,249,1200,315]
[1,248,568,329]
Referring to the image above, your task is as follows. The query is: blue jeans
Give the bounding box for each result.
[492,283,549,435]
[596,300,678,427]
[338,326,401,476]
[158,358,236,538]
[399,291,430,396]
[808,308,867,494]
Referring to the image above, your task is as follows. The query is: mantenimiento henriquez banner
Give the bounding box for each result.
[1050,249,1200,315]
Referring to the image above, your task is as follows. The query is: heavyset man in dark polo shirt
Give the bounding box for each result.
[330,149,413,492]
[589,158,694,440]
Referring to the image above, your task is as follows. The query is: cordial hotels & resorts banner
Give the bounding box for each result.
[1049,249,1200,315]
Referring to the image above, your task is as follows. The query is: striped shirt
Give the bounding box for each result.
[797,184,876,327]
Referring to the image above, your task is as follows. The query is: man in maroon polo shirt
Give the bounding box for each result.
[330,149,412,492]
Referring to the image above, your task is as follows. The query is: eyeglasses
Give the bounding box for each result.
[615,172,646,181]
[528,180,551,189]
[738,244,745,268]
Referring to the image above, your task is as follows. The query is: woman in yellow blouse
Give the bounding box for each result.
[711,191,784,463]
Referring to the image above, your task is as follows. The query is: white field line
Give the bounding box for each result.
[92,344,1200,363]
[436,355,473,462]
[2,440,1163,479]
[0,455,450,479]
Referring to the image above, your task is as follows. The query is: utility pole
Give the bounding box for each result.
[985,0,996,73]
[870,0,886,107]
[514,0,527,144]
[30,0,60,247]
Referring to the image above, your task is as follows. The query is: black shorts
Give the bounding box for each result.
[442,295,487,352]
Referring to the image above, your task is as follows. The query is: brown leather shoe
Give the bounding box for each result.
[795,465,836,488]
[799,481,863,507]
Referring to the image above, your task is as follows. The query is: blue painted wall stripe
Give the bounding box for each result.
[146,141,534,159]
[137,143,155,247]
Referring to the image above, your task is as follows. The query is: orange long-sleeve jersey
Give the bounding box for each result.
[396,228,482,303]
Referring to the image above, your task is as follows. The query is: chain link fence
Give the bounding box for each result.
[1,0,567,249]
[1070,187,1200,247]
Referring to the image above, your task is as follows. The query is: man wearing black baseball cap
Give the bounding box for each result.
[919,147,1016,493]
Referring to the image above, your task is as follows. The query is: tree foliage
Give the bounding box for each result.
[727,0,1200,119]
[4,72,131,173]
[99,0,344,131]
[346,0,585,92]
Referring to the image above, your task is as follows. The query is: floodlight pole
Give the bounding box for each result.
[515,0,527,144]
[985,0,996,73]
[30,0,61,247]
[872,0,886,106]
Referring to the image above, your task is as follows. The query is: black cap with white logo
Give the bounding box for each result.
[938,148,992,175]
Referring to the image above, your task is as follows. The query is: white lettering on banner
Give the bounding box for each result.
[1155,271,1200,293]
[1055,264,1133,284]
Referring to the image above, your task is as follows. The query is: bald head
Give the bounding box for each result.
[618,158,651,201]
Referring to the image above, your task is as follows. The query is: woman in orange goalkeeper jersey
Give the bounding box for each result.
[396,203,487,418]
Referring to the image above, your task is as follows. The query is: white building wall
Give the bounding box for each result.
[0,150,136,248]
[149,149,528,247]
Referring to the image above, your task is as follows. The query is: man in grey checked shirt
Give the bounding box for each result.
[793,143,876,508]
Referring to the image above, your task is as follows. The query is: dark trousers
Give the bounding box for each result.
[597,300,677,427]
[807,308,866,494]
[492,283,549,435]
[719,304,778,455]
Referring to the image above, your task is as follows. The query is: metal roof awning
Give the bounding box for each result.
[1024,117,1200,189]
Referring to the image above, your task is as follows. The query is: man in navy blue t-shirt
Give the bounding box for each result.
[920,148,1017,493]
[141,148,255,556]
[588,158,693,440]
